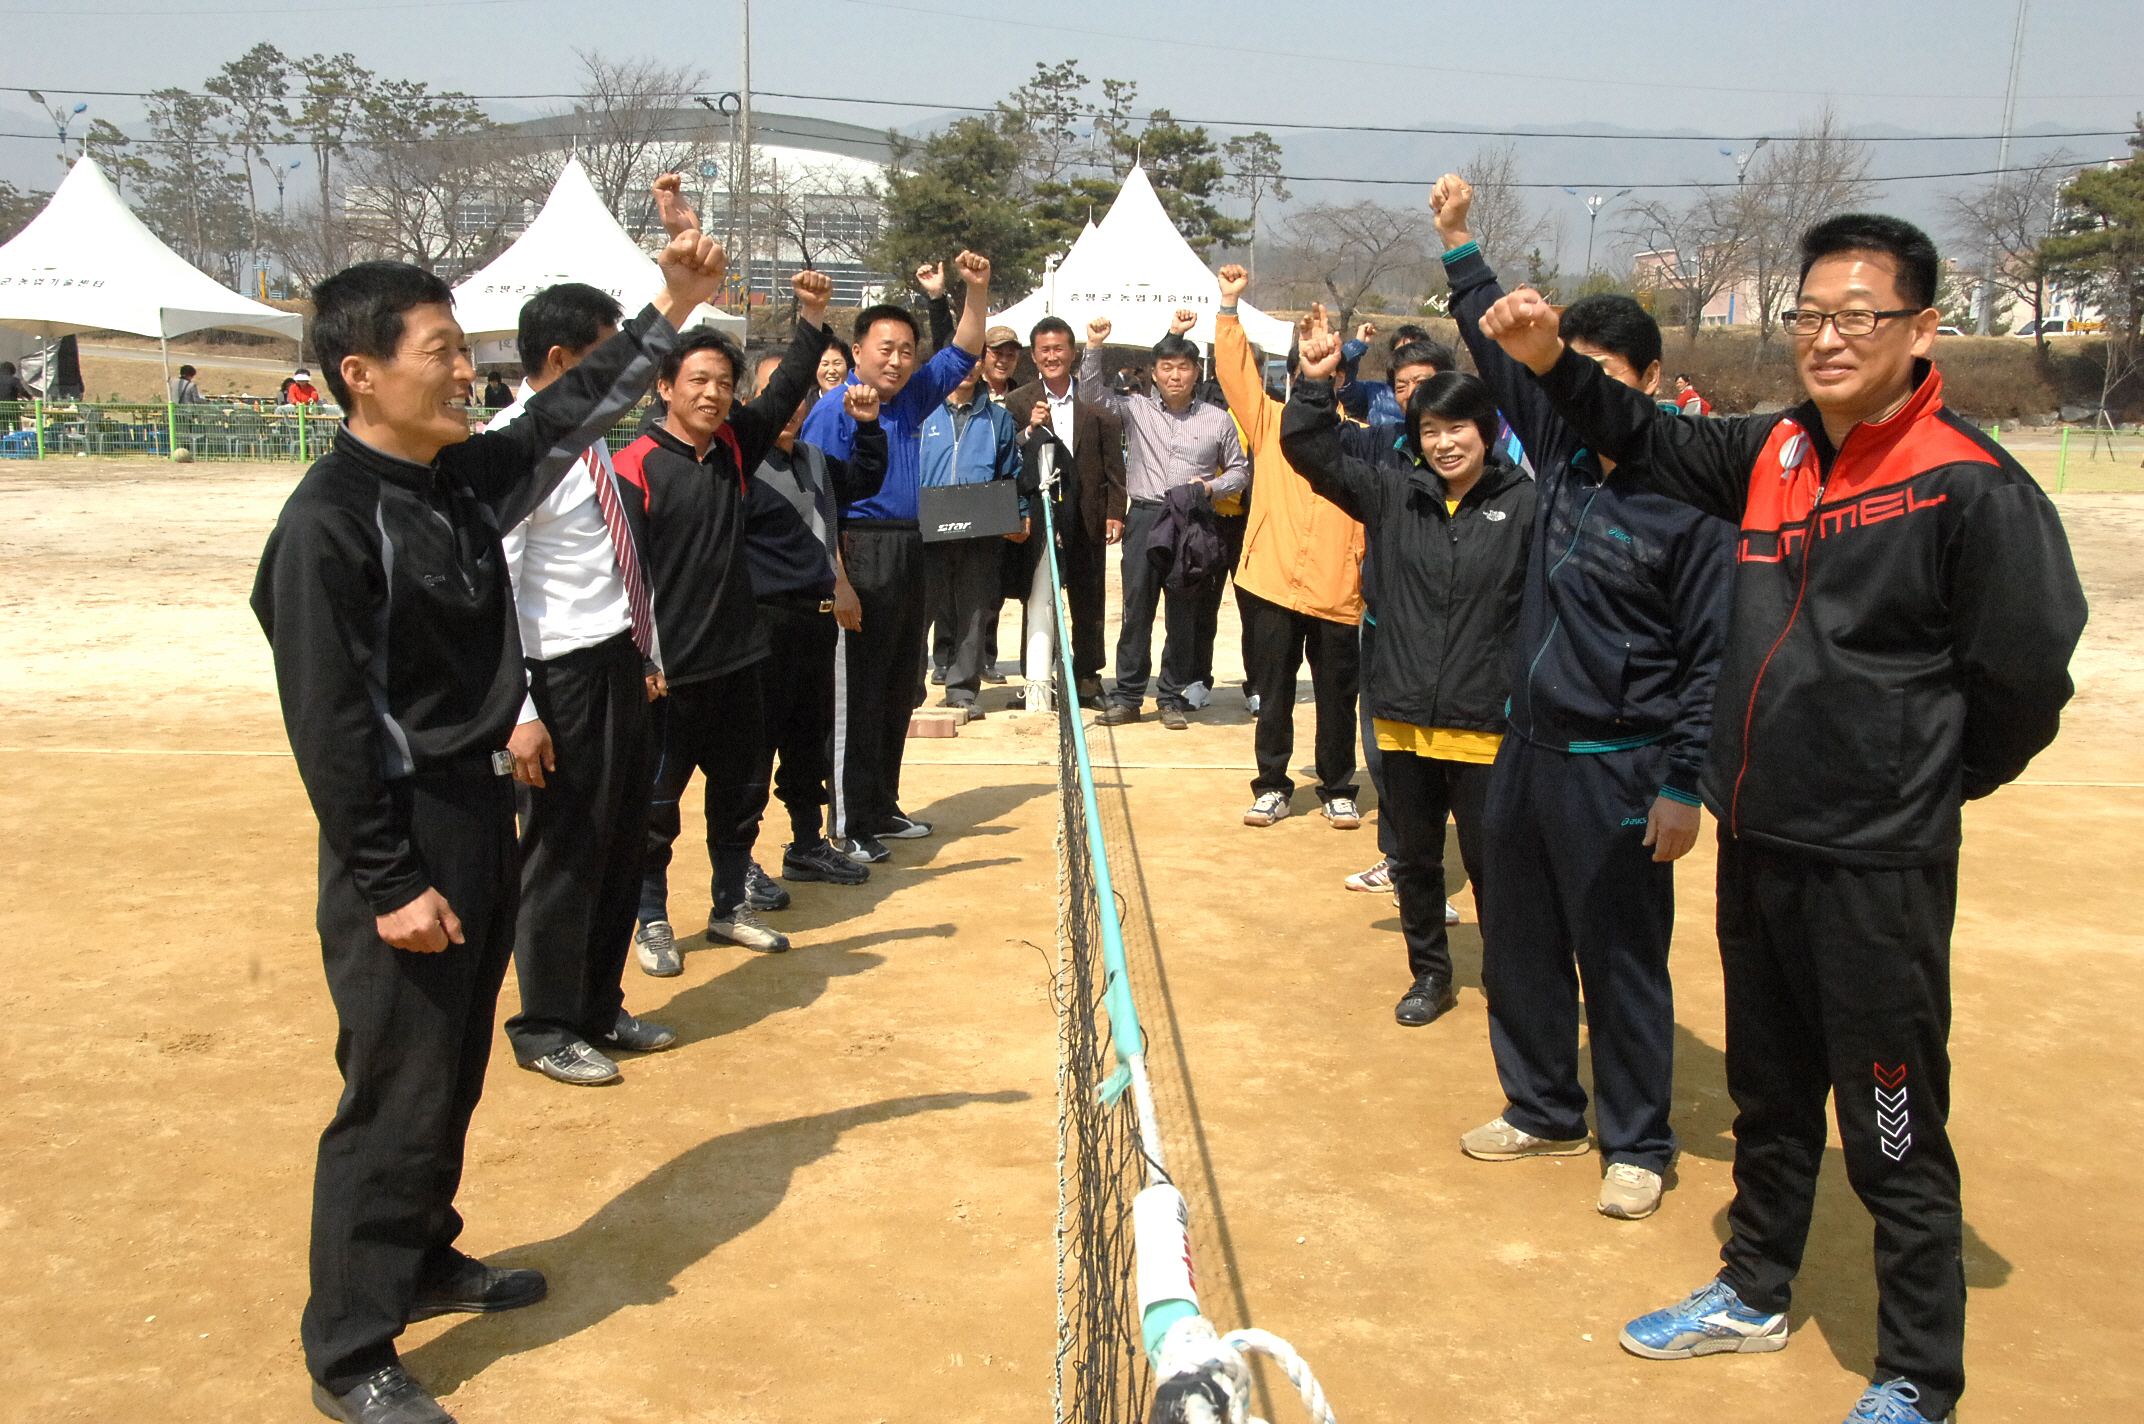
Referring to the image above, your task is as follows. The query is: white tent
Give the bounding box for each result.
[454,157,743,368]
[994,167,1296,357]
[0,158,303,344]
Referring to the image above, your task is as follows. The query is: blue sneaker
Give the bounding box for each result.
[1844,1379,1944,1423]
[1618,1276,1788,1360]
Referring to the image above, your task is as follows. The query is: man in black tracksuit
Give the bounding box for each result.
[614,273,834,963]
[253,207,719,1423]
[740,352,888,886]
[1433,179,1735,1224]
[1483,214,2086,1422]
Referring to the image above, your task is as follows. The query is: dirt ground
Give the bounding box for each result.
[0,460,2138,1423]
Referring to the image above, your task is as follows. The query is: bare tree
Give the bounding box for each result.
[1737,106,1874,346]
[1624,185,1755,343]
[1272,200,1433,329]
[339,82,530,275]
[570,52,723,239]
[1946,150,2079,351]
[1460,141,1555,265]
[752,152,883,308]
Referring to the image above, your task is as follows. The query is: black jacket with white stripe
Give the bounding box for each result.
[251,305,675,915]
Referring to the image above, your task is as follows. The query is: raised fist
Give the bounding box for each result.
[955,250,992,287]
[843,382,882,423]
[1170,308,1198,335]
[651,173,698,239]
[1429,174,1474,248]
[1356,322,1378,343]
[1029,400,1052,431]
[1478,285,1564,376]
[792,268,833,316]
[1299,327,1343,381]
[1217,264,1250,301]
[1086,317,1112,348]
[914,261,946,299]
[657,228,727,309]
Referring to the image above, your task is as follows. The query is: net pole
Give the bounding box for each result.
[1036,444,1167,1183]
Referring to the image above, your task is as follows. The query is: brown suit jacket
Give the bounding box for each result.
[1006,376,1126,546]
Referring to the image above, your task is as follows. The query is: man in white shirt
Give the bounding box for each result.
[493,282,677,1086]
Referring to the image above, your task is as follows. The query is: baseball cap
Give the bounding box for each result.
[983,325,1022,350]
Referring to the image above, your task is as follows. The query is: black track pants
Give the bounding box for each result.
[303,767,516,1395]
[504,633,650,1061]
[640,664,767,924]
[1377,748,1491,983]
[1715,836,1964,1418]
[744,601,838,847]
[833,523,928,837]
[1237,586,1360,803]
[1479,737,1677,1169]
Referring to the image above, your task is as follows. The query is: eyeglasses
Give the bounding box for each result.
[1779,307,1920,338]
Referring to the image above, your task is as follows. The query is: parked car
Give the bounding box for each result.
[1936,325,1965,337]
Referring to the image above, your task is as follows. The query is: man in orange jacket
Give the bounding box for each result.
[1181,265,1367,829]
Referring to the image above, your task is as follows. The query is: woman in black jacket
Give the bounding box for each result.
[1280,348,1535,1027]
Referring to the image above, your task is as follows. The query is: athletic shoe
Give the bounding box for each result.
[1344,858,1393,893]
[1322,797,1362,829]
[744,860,790,911]
[1160,707,1190,731]
[1243,791,1292,827]
[1245,692,1261,715]
[1460,1115,1592,1161]
[1598,1163,1665,1220]
[836,834,890,864]
[1098,703,1139,726]
[520,1041,619,1086]
[600,1011,677,1054]
[1447,900,1462,924]
[1619,1276,1789,1361]
[709,902,790,954]
[876,813,934,839]
[634,920,681,977]
[1841,1379,1943,1423]
[1394,975,1457,1027]
[783,839,869,884]
[1183,680,1212,709]
[982,665,1008,684]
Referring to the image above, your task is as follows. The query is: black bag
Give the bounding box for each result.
[919,478,1023,543]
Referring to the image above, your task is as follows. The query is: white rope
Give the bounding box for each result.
[1150,1317,1338,1424]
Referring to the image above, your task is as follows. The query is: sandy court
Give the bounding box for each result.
[0,459,2139,1422]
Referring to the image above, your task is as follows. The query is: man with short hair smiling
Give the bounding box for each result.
[251,176,723,1424]
[1483,213,2087,1424]
[803,251,991,863]
[1081,317,1249,730]
[614,270,837,965]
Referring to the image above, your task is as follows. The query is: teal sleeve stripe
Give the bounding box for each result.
[1564,731,1668,754]
[1657,784,1703,807]
[1442,241,1481,264]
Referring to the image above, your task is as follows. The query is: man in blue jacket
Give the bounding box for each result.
[802,250,991,863]
[1431,175,1735,1226]
[920,365,1027,718]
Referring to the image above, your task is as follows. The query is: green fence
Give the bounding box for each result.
[0,401,660,463]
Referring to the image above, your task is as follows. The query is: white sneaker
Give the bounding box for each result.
[1322,797,1362,829]
[708,902,790,953]
[1598,1162,1665,1220]
[1460,1115,1592,1161]
[1183,680,1212,709]
[1446,899,1462,925]
[1344,857,1393,892]
[634,920,681,977]
[1245,692,1262,715]
[1243,791,1292,827]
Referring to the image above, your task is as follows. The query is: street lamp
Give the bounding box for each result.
[1563,186,1631,278]
[1719,137,1770,185]
[27,93,89,176]
[262,157,302,218]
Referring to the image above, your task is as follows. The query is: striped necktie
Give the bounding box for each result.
[585,446,656,663]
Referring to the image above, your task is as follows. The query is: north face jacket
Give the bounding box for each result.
[1281,378,1535,732]
[1535,346,2087,865]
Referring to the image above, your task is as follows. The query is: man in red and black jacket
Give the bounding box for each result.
[1484,214,2085,1424]
[611,270,835,965]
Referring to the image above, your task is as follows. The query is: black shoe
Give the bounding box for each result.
[783,838,870,884]
[313,1366,455,1424]
[1159,706,1190,731]
[600,1010,677,1053]
[929,665,946,685]
[1394,976,1458,1027]
[981,665,1008,684]
[1098,702,1139,726]
[744,859,791,911]
[408,1258,548,1322]
[835,834,890,864]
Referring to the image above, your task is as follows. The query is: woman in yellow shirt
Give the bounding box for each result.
[1279,334,1535,1026]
